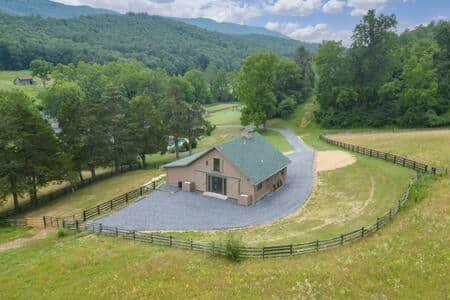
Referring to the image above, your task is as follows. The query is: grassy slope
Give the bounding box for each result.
[0,226,32,244]
[206,107,242,126]
[0,176,448,299]
[330,130,450,167]
[0,70,43,99]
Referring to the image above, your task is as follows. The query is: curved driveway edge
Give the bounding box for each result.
[92,128,315,231]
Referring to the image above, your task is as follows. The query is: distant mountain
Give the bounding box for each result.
[176,18,288,39]
[0,0,116,18]
[0,13,308,74]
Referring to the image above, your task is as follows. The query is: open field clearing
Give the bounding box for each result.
[0,70,43,99]
[329,130,450,167]
[0,176,448,299]
[205,102,240,113]
[258,129,294,153]
[206,106,241,125]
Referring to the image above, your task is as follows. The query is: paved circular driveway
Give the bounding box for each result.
[92,129,315,231]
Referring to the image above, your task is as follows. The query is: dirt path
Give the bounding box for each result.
[0,228,54,253]
[315,150,356,172]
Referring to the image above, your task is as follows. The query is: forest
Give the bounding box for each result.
[314,11,450,127]
[0,12,312,74]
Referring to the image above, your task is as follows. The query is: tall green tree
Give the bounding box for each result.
[30,59,53,88]
[128,95,166,167]
[0,91,64,209]
[293,45,315,97]
[237,53,278,129]
[184,69,212,104]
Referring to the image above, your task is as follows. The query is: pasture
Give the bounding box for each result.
[329,130,450,167]
[0,70,43,99]
[0,176,447,299]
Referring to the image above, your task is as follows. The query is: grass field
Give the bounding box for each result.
[0,226,33,244]
[205,102,240,113]
[258,129,295,153]
[0,70,43,99]
[330,130,450,167]
[0,176,447,299]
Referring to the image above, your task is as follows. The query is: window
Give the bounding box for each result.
[257,183,263,191]
[213,158,221,172]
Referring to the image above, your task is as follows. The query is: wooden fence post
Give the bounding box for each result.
[190,239,193,250]
[262,247,265,259]
[340,234,344,245]
[99,223,103,233]
[140,187,143,196]
[75,220,79,231]
[125,193,129,203]
[133,230,136,240]
[361,227,365,238]
[83,210,87,222]
[43,216,47,228]
[150,233,153,243]
[62,219,66,228]
[389,208,392,219]
[97,205,100,215]
[376,217,379,231]
[152,181,156,190]
[290,244,293,255]
[110,199,113,210]
[115,227,119,236]
[315,240,319,251]
[169,236,173,247]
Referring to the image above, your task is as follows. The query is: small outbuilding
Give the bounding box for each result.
[163,128,291,206]
[14,76,35,86]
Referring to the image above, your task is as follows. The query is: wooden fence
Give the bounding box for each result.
[56,175,417,259]
[320,135,448,175]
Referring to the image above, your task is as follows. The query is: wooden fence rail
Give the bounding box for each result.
[319,134,448,175]
[56,175,418,259]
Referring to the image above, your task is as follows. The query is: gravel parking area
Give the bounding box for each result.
[92,128,314,231]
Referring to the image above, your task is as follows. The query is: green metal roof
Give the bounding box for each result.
[163,150,210,168]
[216,133,291,184]
[164,133,291,184]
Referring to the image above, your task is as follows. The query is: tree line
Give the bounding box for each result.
[315,10,450,127]
[1,60,224,211]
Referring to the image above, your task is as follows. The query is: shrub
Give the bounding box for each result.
[223,234,243,262]
[57,228,66,238]
[409,174,434,203]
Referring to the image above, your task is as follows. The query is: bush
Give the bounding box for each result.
[409,174,434,203]
[57,228,67,238]
[223,234,243,262]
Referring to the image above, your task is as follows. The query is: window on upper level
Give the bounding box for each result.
[213,158,221,172]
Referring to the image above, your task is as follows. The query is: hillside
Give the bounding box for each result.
[0,0,115,18]
[0,13,304,74]
[176,17,287,39]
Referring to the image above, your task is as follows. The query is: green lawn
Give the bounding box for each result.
[205,102,240,113]
[0,226,33,244]
[0,176,447,299]
[0,70,43,100]
[257,129,294,153]
[206,106,242,125]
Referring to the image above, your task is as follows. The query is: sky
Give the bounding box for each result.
[53,0,449,45]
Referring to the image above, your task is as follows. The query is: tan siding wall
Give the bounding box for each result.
[165,149,254,200]
[253,167,288,202]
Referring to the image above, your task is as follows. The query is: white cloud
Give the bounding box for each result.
[265,21,352,46]
[53,0,262,24]
[322,0,345,14]
[346,0,402,16]
[267,0,323,16]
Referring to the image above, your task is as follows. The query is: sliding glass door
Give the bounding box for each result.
[206,175,227,195]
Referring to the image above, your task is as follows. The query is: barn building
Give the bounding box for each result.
[163,128,290,206]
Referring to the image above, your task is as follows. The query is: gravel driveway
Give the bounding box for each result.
[92,128,315,231]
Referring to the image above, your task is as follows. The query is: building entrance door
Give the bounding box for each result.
[207,175,227,195]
